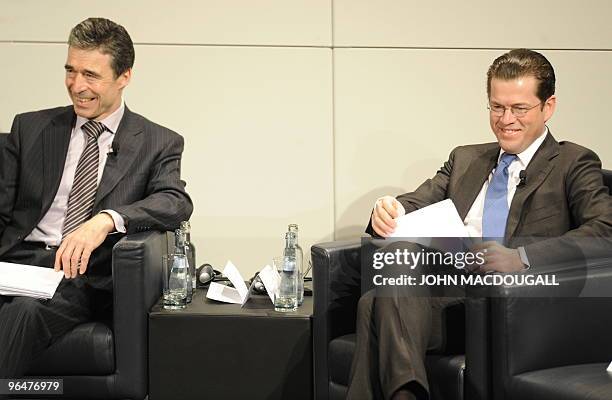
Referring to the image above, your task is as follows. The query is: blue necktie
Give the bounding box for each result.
[482,153,517,240]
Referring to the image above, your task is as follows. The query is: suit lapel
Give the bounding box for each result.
[95,106,143,207]
[454,146,499,220]
[41,108,75,214]
[505,133,559,239]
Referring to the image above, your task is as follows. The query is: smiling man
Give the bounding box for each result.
[0,18,192,378]
[350,49,612,399]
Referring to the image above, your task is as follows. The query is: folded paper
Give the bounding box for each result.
[0,261,64,299]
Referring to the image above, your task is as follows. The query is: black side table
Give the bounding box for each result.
[149,288,313,400]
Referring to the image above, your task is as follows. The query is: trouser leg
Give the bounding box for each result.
[347,290,384,400]
[0,244,94,378]
[377,292,435,399]
[347,241,463,400]
[348,290,438,400]
[0,278,94,378]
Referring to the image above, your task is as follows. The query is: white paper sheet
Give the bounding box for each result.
[257,264,280,304]
[205,261,250,304]
[206,281,243,304]
[387,199,470,252]
[390,199,470,238]
[0,262,64,299]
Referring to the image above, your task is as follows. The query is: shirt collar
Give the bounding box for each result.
[75,99,125,135]
[498,126,548,168]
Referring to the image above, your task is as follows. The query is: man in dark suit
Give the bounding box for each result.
[348,49,612,399]
[0,18,193,378]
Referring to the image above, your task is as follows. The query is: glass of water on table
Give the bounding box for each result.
[272,256,298,312]
[162,253,188,310]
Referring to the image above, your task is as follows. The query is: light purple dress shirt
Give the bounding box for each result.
[25,102,127,246]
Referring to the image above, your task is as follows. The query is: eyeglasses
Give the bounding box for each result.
[487,102,542,117]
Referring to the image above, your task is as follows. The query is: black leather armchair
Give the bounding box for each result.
[22,231,170,399]
[312,170,612,400]
[467,238,612,400]
[312,240,467,400]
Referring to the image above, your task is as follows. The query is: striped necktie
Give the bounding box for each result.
[62,120,106,236]
[482,153,517,241]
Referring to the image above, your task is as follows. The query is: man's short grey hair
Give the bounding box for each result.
[68,17,135,77]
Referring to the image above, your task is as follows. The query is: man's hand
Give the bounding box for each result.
[471,241,526,273]
[54,213,115,279]
[371,196,406,237]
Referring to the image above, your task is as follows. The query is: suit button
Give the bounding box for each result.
[16,235,22,240]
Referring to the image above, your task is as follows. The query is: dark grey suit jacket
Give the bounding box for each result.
[0,105,193,287]
[371,133,612,267]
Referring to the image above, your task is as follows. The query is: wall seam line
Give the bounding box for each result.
[3,41,611,53]
[331,0,337,240]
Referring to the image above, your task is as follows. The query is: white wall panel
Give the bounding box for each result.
[2,2,611,265]
[0,0,331,46]
[0,43,68,132]
[128,45,334,276]
[333,49,612,240]
[546,51,612,159]
[0,43,334,277]
[334,0,612,49]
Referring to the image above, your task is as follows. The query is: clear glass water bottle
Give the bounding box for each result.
[288,224,304,305]
[275,231,298,312]
[175,228,193,303]
[180,221,197,294]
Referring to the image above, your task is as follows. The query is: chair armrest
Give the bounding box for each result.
[111,230,171,399]
[485,262,612,399]
[464,297,491,400]
[312,239,362,400]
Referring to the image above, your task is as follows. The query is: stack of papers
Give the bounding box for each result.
[388,199,470,252]
[0,261,64,299]
[390,199,469,238]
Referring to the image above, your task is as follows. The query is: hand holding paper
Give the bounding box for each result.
[371,196,406,237]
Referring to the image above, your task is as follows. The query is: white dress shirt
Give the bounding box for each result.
[26,102,127,246]
[463,127,548,238]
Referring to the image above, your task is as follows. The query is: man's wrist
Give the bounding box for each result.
[99,212,118,233]
[100,210,127,233]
